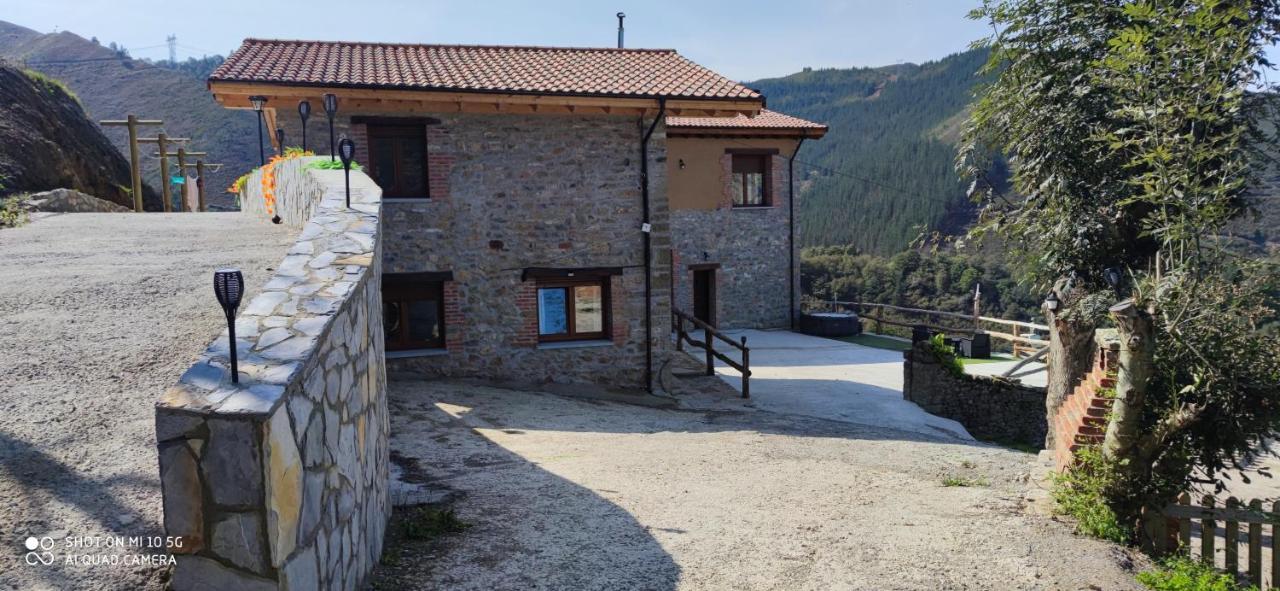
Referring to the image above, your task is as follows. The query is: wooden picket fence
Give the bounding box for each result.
[1157,493,1280,588]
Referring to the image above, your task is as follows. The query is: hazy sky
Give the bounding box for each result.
[7,0,993,81]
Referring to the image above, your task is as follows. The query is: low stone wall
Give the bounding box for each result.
[239,156,328,225]
[155,162,388,590]
[903,342,1047,447]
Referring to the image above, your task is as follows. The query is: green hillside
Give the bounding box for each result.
[0,20,256,210]
[752,49,995,254]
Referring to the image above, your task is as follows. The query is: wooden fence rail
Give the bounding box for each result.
[673,309,750,398]
[1157,493,1280,588]
[805,299,1051,355]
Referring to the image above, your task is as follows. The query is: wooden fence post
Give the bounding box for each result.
[675,315,684,352]
[1203,495,1217,567]
[704,324,714,376]
[1226,497,1240,578]
[740,335,749,399]
[1249,499,1263,587]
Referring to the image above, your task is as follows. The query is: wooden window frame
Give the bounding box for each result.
[728,149,776,208]
[535,277,611,343]
[366,121,432,199]
[383,275,447,351]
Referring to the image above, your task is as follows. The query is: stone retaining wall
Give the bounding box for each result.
[155,160,388,590]
[903,342,1047,447]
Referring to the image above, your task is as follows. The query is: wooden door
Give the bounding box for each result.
[692,268,716,327]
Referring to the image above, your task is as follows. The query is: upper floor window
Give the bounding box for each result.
[731,153,771,207]
[365,121,431,199]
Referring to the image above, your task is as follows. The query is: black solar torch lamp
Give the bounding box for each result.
[275,127,285,155]
[338,137,356,208]
[213,268,245,384]
[249,95,268,166]
[297,100,311,151]
[323,93,339,161]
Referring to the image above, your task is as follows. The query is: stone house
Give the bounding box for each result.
[666,111,826,329]
[208,38,823,392]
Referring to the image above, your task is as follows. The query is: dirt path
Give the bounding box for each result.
[375,380,1148,591]
[0,213,295,591]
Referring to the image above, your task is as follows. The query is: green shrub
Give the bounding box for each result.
[1138,557,1260,591]
[21,69,81,106]
[305,159,362,171]
[929,333,965,377]
[941,474,989,487]
[399,505,468,541]
[1,196,28,229]
[1052,446,1130,544]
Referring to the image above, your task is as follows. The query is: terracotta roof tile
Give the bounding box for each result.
[666,109,827,131]
[210,39,761,100]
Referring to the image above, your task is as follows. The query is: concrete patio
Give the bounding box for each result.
[698,330,973,440]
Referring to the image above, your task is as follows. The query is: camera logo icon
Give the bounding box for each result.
[24,536,55,566]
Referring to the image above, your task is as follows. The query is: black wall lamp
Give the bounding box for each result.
[338,137,356,208]
[1044,291,1060,312]
[323,93,339,161]
[297,100,311,151]
[213,269,245,383]
[249,95,268,165]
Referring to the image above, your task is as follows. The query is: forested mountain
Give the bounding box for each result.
[751,49,996,254]
[0,20,255,210]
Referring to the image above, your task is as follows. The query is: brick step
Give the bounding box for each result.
[1081,415,1108,428]
[1074,433,1104,445]
[1077,424,1105,437]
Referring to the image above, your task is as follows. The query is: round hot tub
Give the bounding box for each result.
[799,312,862,337]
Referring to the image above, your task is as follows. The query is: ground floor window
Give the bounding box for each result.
[383,274,446,350]
[537,279,609,342]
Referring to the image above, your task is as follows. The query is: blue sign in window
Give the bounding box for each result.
[538,288,568,335]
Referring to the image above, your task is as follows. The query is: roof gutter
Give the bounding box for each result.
[789,137,805,330]
[640,97,667,393]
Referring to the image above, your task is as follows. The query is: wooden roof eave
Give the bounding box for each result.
[667,127,828,140]
[209,81,762,117]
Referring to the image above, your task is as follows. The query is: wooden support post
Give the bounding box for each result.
[704,325,714,376]
[740,336,749,399]
[99,116,162,211]
[1177,493,1192,552]
[175,148,187,212]
[196,160,206,212]
[157,133,171,212]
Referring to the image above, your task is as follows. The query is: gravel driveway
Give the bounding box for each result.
[375,380,1148,590]
[0,213,295,591]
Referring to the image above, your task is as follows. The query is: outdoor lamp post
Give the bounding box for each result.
[275,127,285,155]
[338,137,355,208]
[249,95,268,165]
[323,93,339,161]
[213,268,245,384]
[298,100,311,151]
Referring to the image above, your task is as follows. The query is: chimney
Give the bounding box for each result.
[617,12,625,48]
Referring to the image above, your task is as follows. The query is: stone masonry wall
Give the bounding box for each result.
[155,159,388,590]
[278,112,672,391]
[670,153,792,329]
[903,342,1047,447]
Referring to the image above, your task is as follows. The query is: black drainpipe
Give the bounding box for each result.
[788,136,805,331]
[640,97,667,393]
